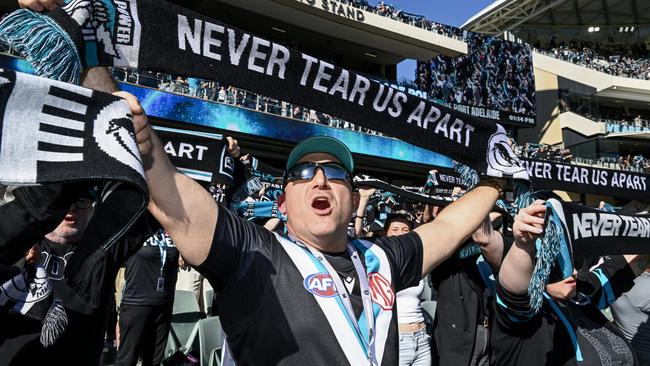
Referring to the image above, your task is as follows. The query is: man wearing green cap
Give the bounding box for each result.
[127,92,501,365]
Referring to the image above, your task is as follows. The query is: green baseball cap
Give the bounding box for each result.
[286,136,354,173]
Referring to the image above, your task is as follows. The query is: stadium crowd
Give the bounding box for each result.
[514,142,573,163]
[537,40,650,80]
[3,1,650,366]
[333,0,463,39]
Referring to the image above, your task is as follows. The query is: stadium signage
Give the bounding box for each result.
[523,158,650,200]
[297,0,366,22]
[443,101,535,127]
[153,126,235,185]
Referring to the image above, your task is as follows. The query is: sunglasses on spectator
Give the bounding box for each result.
[72,198,94,209]
[285,162,351,185]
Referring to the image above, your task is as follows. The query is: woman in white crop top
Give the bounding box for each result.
[385,215,431,366]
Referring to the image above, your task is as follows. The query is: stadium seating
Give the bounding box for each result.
[198,316,225,366]
[164,290,205,360]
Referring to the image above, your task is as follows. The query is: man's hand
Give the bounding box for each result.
[113,91,154,163]
[499,200,547,295]
[513,200,545,248]
[25,244,40,264]
[226,136,240,158]
[18,0,64,11]
[358,187,376,199]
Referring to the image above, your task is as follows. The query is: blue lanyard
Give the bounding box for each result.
[152,230,168,274]
[544,293,584,362]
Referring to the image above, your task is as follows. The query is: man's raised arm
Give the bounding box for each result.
[121,93,219,266]
[414,179,501,277]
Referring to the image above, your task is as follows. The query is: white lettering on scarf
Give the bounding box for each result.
[177,16,289,80]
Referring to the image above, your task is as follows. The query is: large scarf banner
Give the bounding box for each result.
[153,125,235,186]
[549,199,650,259]
[0,0,529,181]
[523,158,650,201]
[528,198,650,311]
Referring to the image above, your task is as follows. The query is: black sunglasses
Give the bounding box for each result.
[72,198,93,209]
[285,162,351,185]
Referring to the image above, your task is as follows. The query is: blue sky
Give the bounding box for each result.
[390,0,495,80]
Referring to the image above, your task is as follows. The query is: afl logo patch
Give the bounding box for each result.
[304,273,337,297]
[368,273,395,310]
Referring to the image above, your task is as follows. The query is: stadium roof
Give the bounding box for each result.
[462,0,650,35]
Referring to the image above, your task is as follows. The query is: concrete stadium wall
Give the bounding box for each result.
[519,67,562,145]
[559,112,607,137]
[533,52,650,101]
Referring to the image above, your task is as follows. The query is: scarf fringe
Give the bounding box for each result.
[514,180,535,212]
[0,10,81,84]
[528,205,563,312]
[40,299,68,347]
[453,162,479,190]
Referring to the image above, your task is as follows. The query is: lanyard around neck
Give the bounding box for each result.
[289,234,377,365]
[151,230,168,274]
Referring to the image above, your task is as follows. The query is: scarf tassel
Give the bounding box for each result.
[528,204,567,312]
[0,9,82,84]
[453,162,480,190]
[40,299,68,347]
[514,180,535,211]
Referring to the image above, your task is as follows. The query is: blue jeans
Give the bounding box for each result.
[399,327,432,366]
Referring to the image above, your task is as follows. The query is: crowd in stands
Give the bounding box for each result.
[417,32,536,116]
[333,0,463,39]
[514,141,650,173]
[561,95,650,132]
[514,142,573,163]
[571,154,650,173]
[111,68,383,136]
[537,40,650,80]
[348,0,650,83]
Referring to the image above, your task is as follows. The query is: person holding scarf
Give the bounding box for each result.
[492,200,650,366]
[129,80,504,365]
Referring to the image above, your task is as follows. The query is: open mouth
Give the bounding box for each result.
[564,278,576,285]
[63,214,77,224]
[311,197,332,214]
